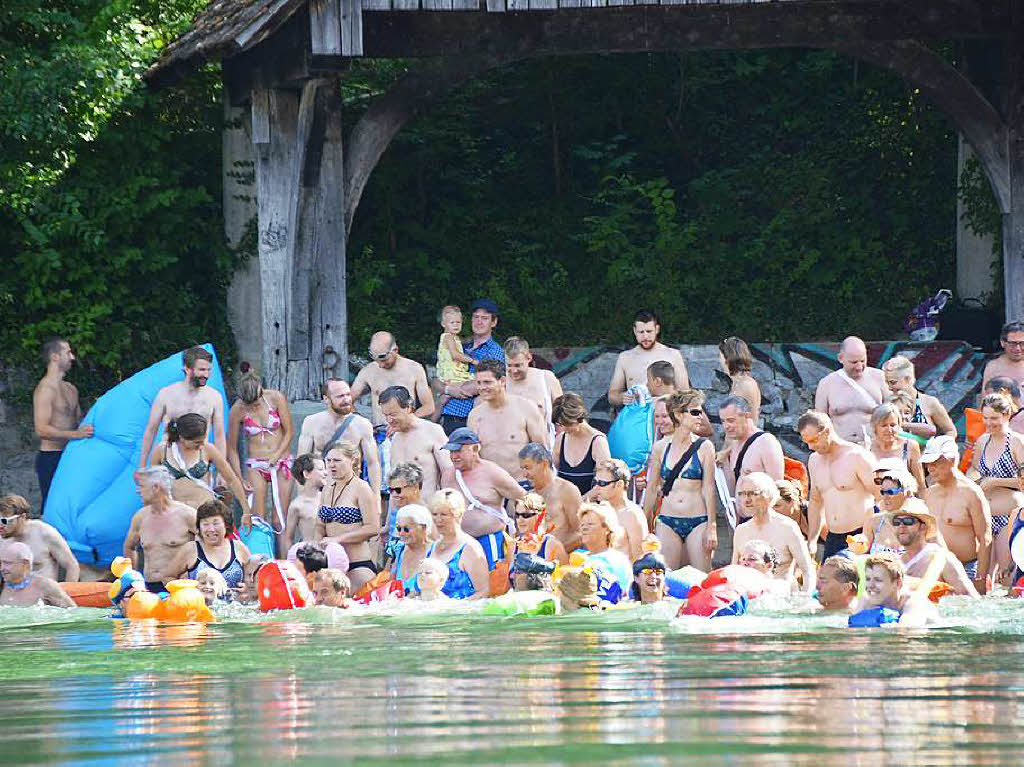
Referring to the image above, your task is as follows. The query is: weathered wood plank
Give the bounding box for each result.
[235,0,294,47]
[362,0,392,10]
[310,0,342,55]
[486,0,505,10]
[505,0,526,9]
[340,0,363,55]
[452,0,479,9]
[557,0,580,7]
[391,0,419,8]
[422,0,453,8]
[251,88,270,144]
[529,0,556,9]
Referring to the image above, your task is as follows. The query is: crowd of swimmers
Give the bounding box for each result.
[10,307,1024,625]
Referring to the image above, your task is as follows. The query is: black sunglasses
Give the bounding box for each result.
[395,525,415,533]
[515,511,540,519]
[592,478,620,487]
[388,486,408,494]
[890,515,920,527]
[370,349,395,360]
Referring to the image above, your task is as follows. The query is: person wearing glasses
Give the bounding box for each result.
[389,503,435,595]
[518,443,581,553]
[887,498,978,597]
[921,435,991,592]
[731,473,815,593]
[0,494,79,582]
[642,390,718,571]
[380,462,426,570]
[982,320,1024,390]
[510,493,567,591]
[798,410,878,562]
[0,542,75,608]
[862,467,917,557]
[592,458,648,560]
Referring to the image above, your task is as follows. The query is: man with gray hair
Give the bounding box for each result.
[518,443,582,552]
[0,541,75,607]
[731,472,815,593]
[122,466,197,591]
[718,395,784,501]
[814,336,887,444]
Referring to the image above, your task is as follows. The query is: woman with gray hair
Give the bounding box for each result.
[869,402,925,491]
[390,503,435,594]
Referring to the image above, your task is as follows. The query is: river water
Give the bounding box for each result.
[2,595,1024,765]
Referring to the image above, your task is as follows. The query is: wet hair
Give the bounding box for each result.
[719,394,753,416]
[738,472,780,504]
[136,466,174,494]
[475,358,505,379]
[634,309,660,327]
[1001,320,1024,342]
[183,346,213,369]
[982,392,1015,416]
[595,458,630,484]
[388,462,424,489]
[821,556,859,589]
[296,544,329,574]
[796,410,831,433]
[519,443,553,467]
[740,539,778,570]
[293,453,321,486]
[870,402,903,430]
[315,568,351,596]
[41,336,67,364]
[196,499,234,535]
[324,440,360,463]
[239,373,263,404]
[552,392,588,426]
[0,495,31,516]
[503,336,531,358]
[719,336,753,375]
[881,355,915,380]
[985,376,1023,401]
[429,488,466,520]
[665,389,705,426]
[577,502,624,550]
[378,385,412,409]
[646,360,675,388]
[166,413,208,443]
[864,551,905,583]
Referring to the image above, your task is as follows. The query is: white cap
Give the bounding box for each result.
[920,435,959,464]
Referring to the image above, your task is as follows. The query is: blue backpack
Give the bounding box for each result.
[240,517,276,560]
[607,402,654,475]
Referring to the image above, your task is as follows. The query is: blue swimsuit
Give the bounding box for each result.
[659,440,707,542]
[426,541,476,599]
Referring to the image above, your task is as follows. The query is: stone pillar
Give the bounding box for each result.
[956,136,998,302]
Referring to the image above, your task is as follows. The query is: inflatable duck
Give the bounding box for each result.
[110,557,214,623]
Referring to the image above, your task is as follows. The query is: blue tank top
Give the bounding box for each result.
[427,541,476,599]
[392,542,420,595]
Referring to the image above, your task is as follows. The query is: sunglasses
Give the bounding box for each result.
[879,487,905,496]
[395,524,417,533]
[592,478,620,487]
[890,515,920,527]
[639,568,664,577]
[686,408,704,417]
[515,511,540,519]
[0,516,22,526]
[388,486,408,494]
[370,349,395,360]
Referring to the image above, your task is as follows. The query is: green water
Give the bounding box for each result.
[3,596,1024,765]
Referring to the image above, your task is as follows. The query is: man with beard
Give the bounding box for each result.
[33,337,93,508]
[608,310,689,407]
[297,378,381,511]
[814,336,887,445]
[139,346,225,468]
[983,321,1024,389]
[888,498,979,597]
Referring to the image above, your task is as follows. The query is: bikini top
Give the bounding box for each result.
[189,539,244,589]
[318,505,363,525]
[978,434,1020,479]
[661,441,703,482]
[242,397,282,438]
[163,446,210,481]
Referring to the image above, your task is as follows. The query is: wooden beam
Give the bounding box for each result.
[251,88,271,144]
[310,0,342,54]
[341,0,364,55]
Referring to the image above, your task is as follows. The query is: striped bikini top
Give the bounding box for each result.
[978,435,1021,479]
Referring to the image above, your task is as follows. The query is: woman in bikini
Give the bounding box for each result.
[642,390,718,570]
[425,489,489,599]
[969,393,1024,578]
[151,412,251,522]
[869,403,926,491]
[552,393,611,498]
[227,373,295,528]
[168,498,251,591]
[317,441,382,593]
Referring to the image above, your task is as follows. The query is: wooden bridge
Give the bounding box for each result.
[147,0,1024,401]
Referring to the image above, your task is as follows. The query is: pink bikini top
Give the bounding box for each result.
[243,397,282,438]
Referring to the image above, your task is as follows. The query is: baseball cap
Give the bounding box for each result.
[469,298,500,318]
[920,434,959,464]
[442,427,481,450]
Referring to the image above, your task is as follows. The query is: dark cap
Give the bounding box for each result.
[442,427,481,450]
[632,551,667,576]
[469,298,500,318]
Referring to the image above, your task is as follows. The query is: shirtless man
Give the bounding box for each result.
[608,310,689,407]
[592,458,648,560]
[504,337,562,441]
[798,410,878,561]
[0,542,75,608]
[982,321,1024,389]
[296,378,380,513]
[0,495,79,581]
[920,435,991,591]
[139,346,225,468]
[518,443,582,553]
[282,453,327,557]
[380,385,451,510]
[814,336,887,444]
[889,498,979,597]
[467,359,549,478]
[352,332,434,424]
[719,395,784,499]
[731,473,815,592]
[122,467,197,590]
[816,556,859,612]
[440,428,526,570]
[859,552,938,627]
[33,337,93,509]
[882,355,956,441]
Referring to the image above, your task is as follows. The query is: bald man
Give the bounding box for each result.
[814,336,887,445]
[351,331,434,427]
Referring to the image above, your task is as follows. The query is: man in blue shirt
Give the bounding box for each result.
[439,298,505,435]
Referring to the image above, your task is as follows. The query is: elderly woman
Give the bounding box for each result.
[869,403,926,491]
[390,503,435,594]
[151,413,252,523]
[383,462,426,567]
[425,489,490,599]
[318,440,381,593]
[552,393,611,497]
[227,373,295,527]
[168,499,252,590]
[643,390,718,570]
[576,501,633,596]
[969,392,1024,575]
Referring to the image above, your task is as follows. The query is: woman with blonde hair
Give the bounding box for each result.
[576,501,632,595]
[318,440,381,592]
[869,402,926,491]
[424,489,490,599]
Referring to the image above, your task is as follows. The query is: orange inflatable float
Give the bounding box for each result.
[108,557,214,622]
[61,581,111,608]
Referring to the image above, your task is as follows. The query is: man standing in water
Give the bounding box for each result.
[0,495,79,581]
[608,310,689,407]
[122,467,197,591]
[518,443,582,552]
[438,299,505,435]
[889,498,979,597]
[0,542,75,607]
[139,346,225,468]
[504,337,562,440]
[719,395,784,498]
[814,336,886,444]
[983,321,1024,389]
[798,411,878,561]
[33,337,93,509]
[468,359,550,478]
[920,435,991,591]
[816,556,859,612]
